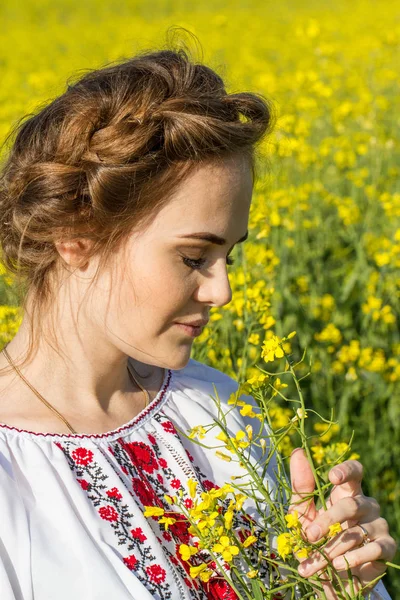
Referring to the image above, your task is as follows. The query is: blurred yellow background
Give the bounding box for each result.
[0,0,399,594]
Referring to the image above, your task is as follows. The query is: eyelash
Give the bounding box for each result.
[182,255,236,270]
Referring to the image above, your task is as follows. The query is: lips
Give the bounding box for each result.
[175,319,209,327]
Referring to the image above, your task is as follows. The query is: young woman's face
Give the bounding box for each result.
[87,153,253,370]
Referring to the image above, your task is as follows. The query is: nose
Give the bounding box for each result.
[194,260,233,308]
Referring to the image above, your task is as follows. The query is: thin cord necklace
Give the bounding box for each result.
[1,344,151,435]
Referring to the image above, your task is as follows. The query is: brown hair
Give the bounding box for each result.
[0,31,276,374]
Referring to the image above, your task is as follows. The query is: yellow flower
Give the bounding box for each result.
[243,534,257,547]
[349,452,360,460]
[198,511,219,530]
[328,522,343,537]
[245,373,269,388]
[285,510,300,529]
[188,425,206,440]
[215,450,232,462]
[311,445,325,465]
[224,507,234,530]
[235,493,246,510]
[245,424,253,441]
[158,516,176,530]
[217,483,235,496]
[190,563,211,580]
[187,479,197,499]
[229,430,250,451]
[271,377,289,398]
[143,506,165,517]
[296,547,310,559]
[248,333,260,345]
[261,335,285,362]
[199,569,212,583]
[179,544,198,561]
[227,393,245,406]
[216,431,229,443]
[247,569,259,578]
[277,532,293,560]
[240,404,258,418]
[212,535,240,562]
[291,408,308,423]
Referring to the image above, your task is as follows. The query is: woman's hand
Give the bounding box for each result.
[289,448,397,599]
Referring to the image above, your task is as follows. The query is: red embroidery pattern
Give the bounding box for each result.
[55,411,274,599]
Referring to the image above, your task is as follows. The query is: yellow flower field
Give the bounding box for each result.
[0,0,399,594]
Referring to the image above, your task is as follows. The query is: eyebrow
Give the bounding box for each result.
[176,230,249,246]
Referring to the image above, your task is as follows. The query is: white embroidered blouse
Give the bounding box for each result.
[0,358,391,600]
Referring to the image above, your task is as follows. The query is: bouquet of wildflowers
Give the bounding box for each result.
[144,331,397,599]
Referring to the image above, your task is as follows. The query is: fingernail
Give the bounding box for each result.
[332,469,344,482]
[307,524,321,540]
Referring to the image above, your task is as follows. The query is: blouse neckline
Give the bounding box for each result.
[0,367,174,442]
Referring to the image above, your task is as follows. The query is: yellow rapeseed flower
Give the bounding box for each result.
[230,430,250,451]
[235,493,246,510]
[247,569,258,578]
[277,532,293,560]
[239,404,258,418]
[212,535,240,562]
[187,479,197,499]
[216,431,229,443]
[261,335,285,362]
[188,425,206,440]
[215,450,232,462]
[198,511,219,531]
[285,510,300,529]
[296,547,310,559]
[243,534,257,547]
[158,516,177,530]
[311,445,326,465]
[143,506,165,517]
[291,408,308,422]
[224,506,234,530]
[245,424,253,441]
[179,544,198,561]
[189,563,212,582]
[328,522,343,537]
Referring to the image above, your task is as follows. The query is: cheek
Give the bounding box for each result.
[124,256,195,319]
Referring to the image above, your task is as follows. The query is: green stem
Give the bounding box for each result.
[287,357,328,510]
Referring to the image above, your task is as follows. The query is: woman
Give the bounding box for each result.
[0,44,396,599]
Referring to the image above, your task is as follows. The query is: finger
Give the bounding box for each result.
[328,460,364,502]
[298,522,382,577]
[331,537,397,571]
[311,571,353,600]
[305,495,380,542]
[289,448,317,524]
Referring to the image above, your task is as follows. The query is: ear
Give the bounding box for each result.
[55,238,92,270]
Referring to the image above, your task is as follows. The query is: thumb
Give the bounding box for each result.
[289,447,317,525]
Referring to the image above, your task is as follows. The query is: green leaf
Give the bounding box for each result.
[251,580,264,600]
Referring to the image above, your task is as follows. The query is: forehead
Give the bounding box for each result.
[151,154,253,235]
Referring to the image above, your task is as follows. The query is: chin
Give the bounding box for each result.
[165,348,193,371]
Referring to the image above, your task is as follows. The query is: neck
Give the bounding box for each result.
[2,319,165,419]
